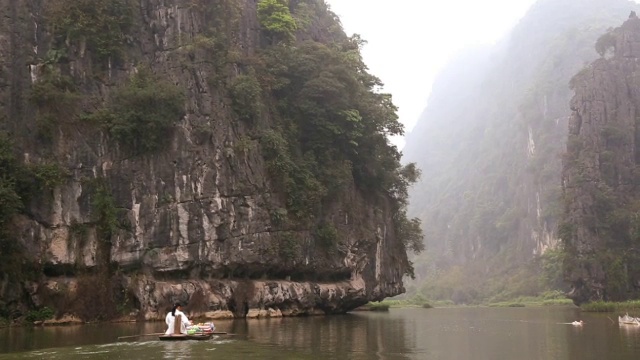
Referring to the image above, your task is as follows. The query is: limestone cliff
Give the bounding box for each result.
[563,13,640,304]
[0,0,416,321]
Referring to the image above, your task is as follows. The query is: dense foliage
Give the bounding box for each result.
[29,71,80,139]
[94,69,185,153]
[230,74,264,122]
[257,0,298,43]
[253,7,423,259]
[47,0,134,63]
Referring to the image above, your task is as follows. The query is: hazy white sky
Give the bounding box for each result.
[325,0,538,147]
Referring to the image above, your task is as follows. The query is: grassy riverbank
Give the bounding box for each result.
[487,296,574,308]
[366,291,575,310]
[581,300,640,313]
[357,298,441,311]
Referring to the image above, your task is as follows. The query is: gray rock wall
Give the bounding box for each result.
[563,14,640,303]
[0,0,408,319]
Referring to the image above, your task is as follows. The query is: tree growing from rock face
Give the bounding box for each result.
[47,0,134,64]
[595,32,616,57]
[102,69,185,153]
[257,0,298,43]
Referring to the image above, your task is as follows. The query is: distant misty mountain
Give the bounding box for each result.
[403,0,640,303]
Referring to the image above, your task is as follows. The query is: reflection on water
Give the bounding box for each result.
[245,312,413,359]
[0,322,166,354]
[2,307,640,359]
[159,341,193,360]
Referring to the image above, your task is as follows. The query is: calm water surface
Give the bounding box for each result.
[1,307,640,359]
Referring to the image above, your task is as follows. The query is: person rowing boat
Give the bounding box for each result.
[165,303,192,335]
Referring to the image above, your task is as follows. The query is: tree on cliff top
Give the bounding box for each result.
[595,31,616,57]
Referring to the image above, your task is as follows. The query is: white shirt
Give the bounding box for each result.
[164,309,190,335]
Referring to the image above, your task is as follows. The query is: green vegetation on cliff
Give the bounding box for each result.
[258,0,298,43]
[47,0,134,63]
[0,134,70,319]
[29,72,80,140]
[251,0,424,261]
[93,69,185,153]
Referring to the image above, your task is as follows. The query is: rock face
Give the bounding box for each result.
[563,14,640,304]
[0,0,410,320]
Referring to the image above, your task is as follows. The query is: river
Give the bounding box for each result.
[1,307,639,359]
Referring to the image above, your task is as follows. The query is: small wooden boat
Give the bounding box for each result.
[158,333,213,341]
[160,314,213,340]
[618,314,640,325]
